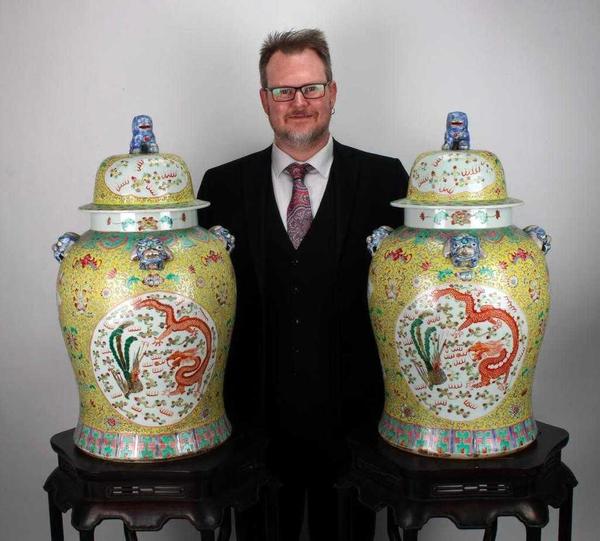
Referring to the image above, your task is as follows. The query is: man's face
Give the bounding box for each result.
[260,49,337,150]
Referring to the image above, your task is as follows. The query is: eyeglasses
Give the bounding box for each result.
[265,82,330,102]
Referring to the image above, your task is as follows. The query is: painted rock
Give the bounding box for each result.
[53,116,236,461]
[367,113,551,458]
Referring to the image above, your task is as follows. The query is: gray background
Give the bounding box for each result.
[1,0,598,539]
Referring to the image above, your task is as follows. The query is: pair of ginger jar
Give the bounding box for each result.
[53,113,551,461]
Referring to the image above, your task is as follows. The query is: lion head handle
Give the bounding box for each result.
[524,225,552,255]
[52,232,81,262]
[209,226,236,253]
[443,234,484,268]
[131,237,173,270]
[366,226,394,256]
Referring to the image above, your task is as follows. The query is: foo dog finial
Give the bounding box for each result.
[442,111,470,150]
[129,115,159,154]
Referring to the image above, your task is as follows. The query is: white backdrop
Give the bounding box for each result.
[1,1,598,539]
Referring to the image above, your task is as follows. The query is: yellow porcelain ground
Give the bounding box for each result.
[368,226,549,438]
[56,227,235,459]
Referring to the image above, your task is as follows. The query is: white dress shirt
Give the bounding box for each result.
[270,136,334,230]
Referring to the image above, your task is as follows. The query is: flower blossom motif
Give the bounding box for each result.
[401,405,414,418]
[509,404,521,418]
[508,276,519,288]
[421,260,432,271]
[109,168,121,178]
[143,273,164,287]
[137,216,159,231]
[385,280,398,300]
[529,280,540,302]
[64,329,79,351]
[450,210,471,226]
[498,261,508,270]
[215,282,228,306]
[131,177,145,191]
[101,288,111,298]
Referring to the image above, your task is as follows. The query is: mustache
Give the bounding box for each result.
[285,110,314,117]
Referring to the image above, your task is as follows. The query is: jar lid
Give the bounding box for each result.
[392,112,522,209]
[79,115,208,212]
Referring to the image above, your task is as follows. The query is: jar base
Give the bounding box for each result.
[378,413,537,459]
[73,415,232,461]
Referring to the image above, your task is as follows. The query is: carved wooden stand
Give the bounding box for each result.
[337,421,577,541]
[44,428,278,540]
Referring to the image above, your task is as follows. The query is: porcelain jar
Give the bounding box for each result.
[53,116,236,461]
[367,114,551,458]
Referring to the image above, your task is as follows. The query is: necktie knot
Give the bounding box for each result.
[285,162,314,181]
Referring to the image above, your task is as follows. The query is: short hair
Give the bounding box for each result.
[259,28,333,88]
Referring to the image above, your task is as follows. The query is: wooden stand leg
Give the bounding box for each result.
[218,508,232,541]
[48,492,64,541]
[386,508,402,541]
[526,526,541,541]
[264,481,280,541]
[558,486,573,541]
[123,524,138,540]
[403,529,418,541]
[483,520,498,541]
[337,483,354,541]
[79,530,94,541]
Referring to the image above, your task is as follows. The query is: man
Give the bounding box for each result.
[198,29,408,540]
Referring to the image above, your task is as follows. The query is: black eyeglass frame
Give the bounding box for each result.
[264,81,331,102]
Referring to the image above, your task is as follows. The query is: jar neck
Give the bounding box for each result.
[89,209,198,232]
[404,206,513,229]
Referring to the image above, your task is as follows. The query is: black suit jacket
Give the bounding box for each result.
[198,140,408,448]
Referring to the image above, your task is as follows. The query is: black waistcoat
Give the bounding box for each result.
[265,170,340,445]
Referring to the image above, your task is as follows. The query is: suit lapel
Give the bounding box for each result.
[331,139,360,264]
[242,146,271,295]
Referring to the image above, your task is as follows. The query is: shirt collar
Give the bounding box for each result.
[271,135,334,178]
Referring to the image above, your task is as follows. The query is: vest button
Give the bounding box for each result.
[291,258,299,266]
[294,318,301,325]
[292,285,300,295]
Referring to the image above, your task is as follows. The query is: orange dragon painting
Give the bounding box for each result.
[432,287,520,389]
[133,298,213,395]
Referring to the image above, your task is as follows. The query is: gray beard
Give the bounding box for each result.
[274,123,329,149]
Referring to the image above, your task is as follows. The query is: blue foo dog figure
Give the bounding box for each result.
[442,111,470,150]
[129,114,159,154]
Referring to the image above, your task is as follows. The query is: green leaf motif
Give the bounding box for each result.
[126,276,141,288]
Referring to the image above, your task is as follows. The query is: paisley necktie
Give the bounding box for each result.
[285,162,314,249]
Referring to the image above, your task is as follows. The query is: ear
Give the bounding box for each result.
[259,88,270,115]
[328,80,338,110]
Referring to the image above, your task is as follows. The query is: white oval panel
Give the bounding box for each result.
[90,291,217,426]
[395,284,527,421]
